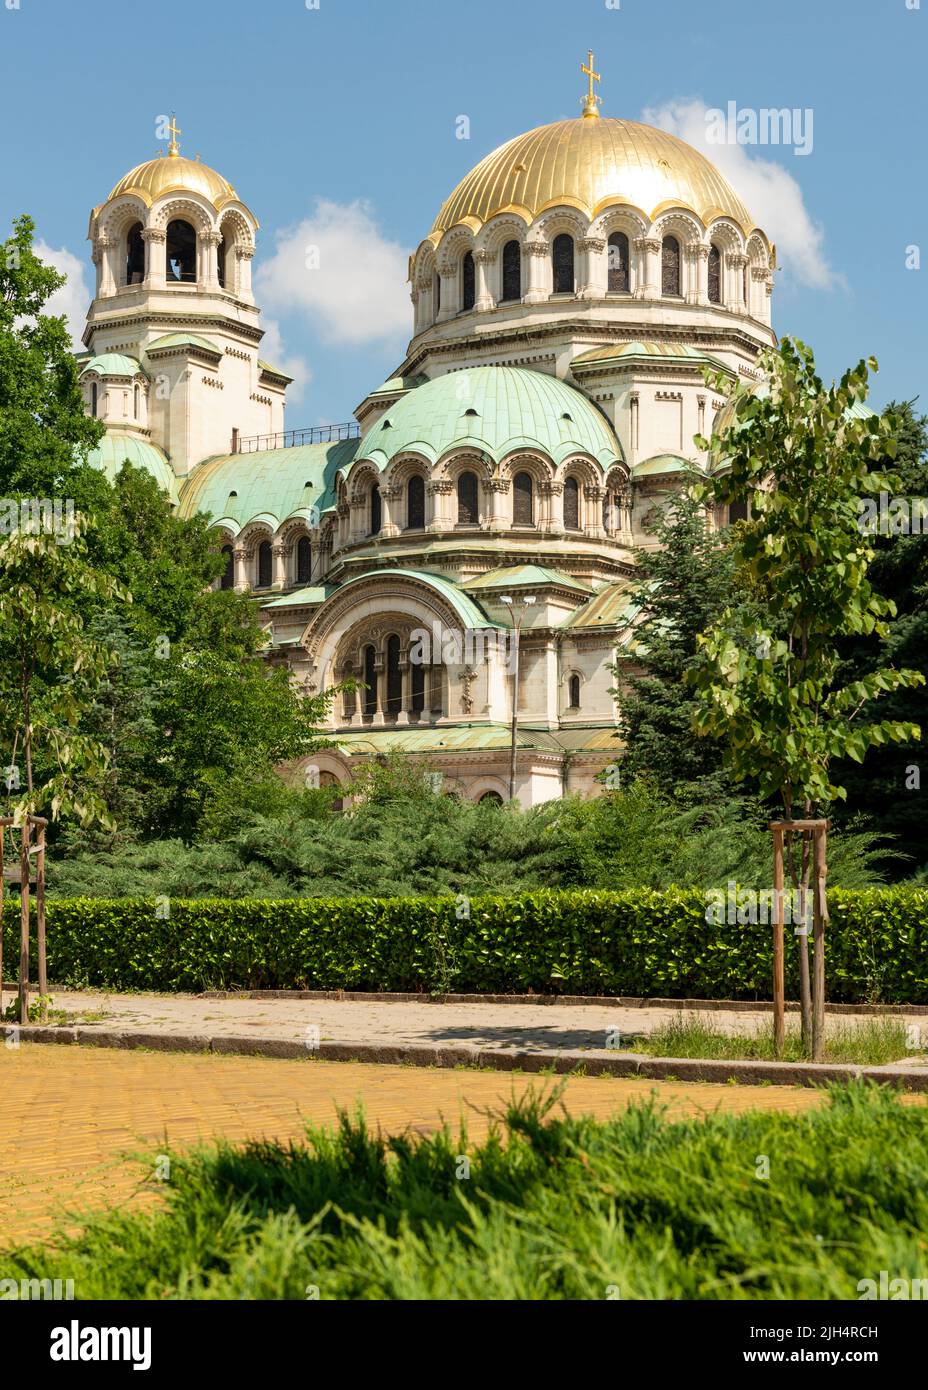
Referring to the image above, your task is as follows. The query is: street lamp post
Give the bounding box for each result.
[500,594,536,802]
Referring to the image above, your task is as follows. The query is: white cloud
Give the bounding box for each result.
[34,241,92,349]
[641,99,840,291]
[255,199,411,346]
[260,318,312,405]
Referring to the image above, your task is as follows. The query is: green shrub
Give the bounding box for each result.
[4,886,927,1001]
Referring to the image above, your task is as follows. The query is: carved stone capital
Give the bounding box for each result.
[580,236,605,254]
[524,241,549,258]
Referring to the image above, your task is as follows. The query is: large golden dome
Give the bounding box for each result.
[431,116,754,237]
[108,151,239,212]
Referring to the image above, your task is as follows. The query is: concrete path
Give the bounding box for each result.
[13,988,926,1059]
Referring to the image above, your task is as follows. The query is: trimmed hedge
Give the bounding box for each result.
[3,887,927,1002]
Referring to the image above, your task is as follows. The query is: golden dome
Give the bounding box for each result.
[108,152,239,212]
[431,117,754,237]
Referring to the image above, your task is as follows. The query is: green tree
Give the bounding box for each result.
[832,400,928,871]
[0,514,129,827]
[690,339,923,1051]
[613,482,758,793]
[0,215,103,497]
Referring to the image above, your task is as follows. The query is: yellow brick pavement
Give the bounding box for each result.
[1,1044,922,1248]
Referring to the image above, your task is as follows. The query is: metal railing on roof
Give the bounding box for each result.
[235,423,361,453]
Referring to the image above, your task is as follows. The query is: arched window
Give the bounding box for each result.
[411,663,426,715]
[568,675,581,710]
[318,769,344,813]
[457,470,479,525]
[386,635,402,715]
[363,644,377,716]
[369,483,381,535]
[257,540,272,588]
[296,536,312,584]
[220,545,234,591]
[166,219,197,283]
[552,234,575,294]
[728,499,749,525]
[217,235,227,290]
[90,382,98,417]
[479,791,503,805]
[743,262,749,309]
[563,476,580,530]
[461,251,475,311]
[406,474,425,530]
[607,231,630,293]
[501,239,521,301]
[434,272,441,312]
[513,471,534,526]
[602,495,612,531]
[125,221,145,285]
[708,244,722,304]
[661,236,681,296]
[133,383,140,418]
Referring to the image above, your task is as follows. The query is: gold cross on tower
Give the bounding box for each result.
[167,112,182,156]
[581,51,601,119]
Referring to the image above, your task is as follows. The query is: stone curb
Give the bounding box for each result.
[8,1024,928,1092]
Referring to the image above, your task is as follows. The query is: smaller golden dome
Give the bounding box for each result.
[108,152,238,211]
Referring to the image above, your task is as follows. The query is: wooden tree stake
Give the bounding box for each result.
[18,820,30,1026]
[771,825,785,1057]
[36,822,47,1021]
[812,824,829,1063]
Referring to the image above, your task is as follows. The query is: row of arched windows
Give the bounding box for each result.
[122,218,230,288]
[445,234,739,309]
[219,535,313,591]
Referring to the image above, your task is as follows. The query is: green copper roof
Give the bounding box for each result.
[562,579,639,629]
[79,353,144,379]
[86,431,175,495]
[368,372,430,398]
[262,585,333,608]
[572,341,730,374]
[464,564,592,594]
[147,333,220,355]
[355,366,623,473]
[632,454,690,478]
[330,722,619,757]
[334,568,495,630]
[176,438,360,529]
[258,359,294,382]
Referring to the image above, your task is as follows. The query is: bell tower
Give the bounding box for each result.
[82,118,289,477]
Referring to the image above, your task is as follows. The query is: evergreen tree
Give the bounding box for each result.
[613,482,757,793]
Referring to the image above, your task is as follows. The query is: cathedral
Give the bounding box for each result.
[78,60,776,806]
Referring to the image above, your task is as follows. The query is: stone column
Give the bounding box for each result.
[97,236,117,296]
[522,241,549,303]
[474,250,496,312]
[236,246,255,299]
[370,655,386,727]
[584,484,607,538]
[690,244,709,305]
[484,478,510,532]
[634,237,661,300]
[578,236,606,299]
[233,546,248,591]
[91,244,103,299]
[198,232,221,290]
[540,480,564,534]
[380,485,401,537]
[629,392,640,466]
[271,543,288,590]
[142,228,166,290]
[728,253,748,311]
[396,661,411,727]
[436,266,457,321]
[427,479,454,532]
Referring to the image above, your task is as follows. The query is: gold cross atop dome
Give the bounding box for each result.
[581,51,601,119]
[167,112,182,157]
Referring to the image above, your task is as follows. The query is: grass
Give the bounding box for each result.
[636,1015,914,1065]
[3,1082,927,1299]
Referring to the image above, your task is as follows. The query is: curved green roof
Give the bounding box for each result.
[86,431,175,494]
[80,353,144,379]
[355,366,623,473]
[334,568,495,630]
[176,438,360,530]
[632,454,690,478]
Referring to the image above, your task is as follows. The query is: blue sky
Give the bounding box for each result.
[1,0,925,422]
